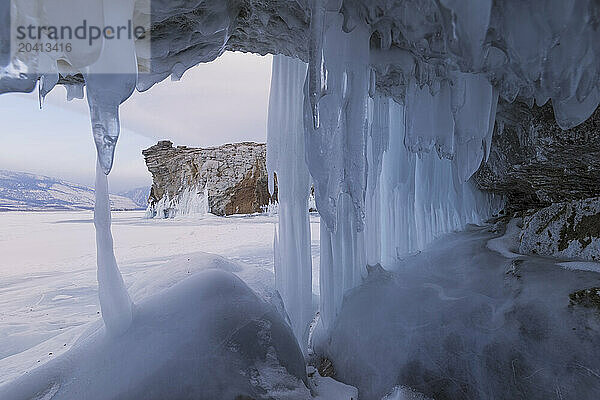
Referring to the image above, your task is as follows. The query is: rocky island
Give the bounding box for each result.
[142,141,275,217]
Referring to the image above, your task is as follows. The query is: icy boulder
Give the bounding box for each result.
[0,269,309,400]
[520,197,600,261]
[320,227,600,400]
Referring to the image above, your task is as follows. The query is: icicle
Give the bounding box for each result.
[65,82,85,102]
[267,55,312,348]
[94,160,133,335]
[38,73,59,109]
[307,0,327,129]
[365,95,390,265]
[451,73,495,182]
[439,0,492,69]
[304,11,370,232]
[405,78,454,157]
[84,0,138,175]
[553,86,600,130]
[376,100,502,266]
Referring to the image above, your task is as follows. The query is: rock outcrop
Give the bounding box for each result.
[143,141,275,217]
[519,197,600,262]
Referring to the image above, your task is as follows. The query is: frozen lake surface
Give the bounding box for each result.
[0,210,321,384]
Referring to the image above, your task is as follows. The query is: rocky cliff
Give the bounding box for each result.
[473,101,600,261]
[474,101,600,211]
[143,141,275,217]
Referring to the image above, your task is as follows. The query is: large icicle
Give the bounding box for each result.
[84,0,138,175]
[267,55,312,348]
[94,161,133,335]
[307,0,327,129]
[303,11,371,332]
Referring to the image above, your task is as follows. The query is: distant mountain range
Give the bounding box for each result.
[117,187,151,208]
[0,170,149,211]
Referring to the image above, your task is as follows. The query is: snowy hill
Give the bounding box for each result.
[0,170,140,211]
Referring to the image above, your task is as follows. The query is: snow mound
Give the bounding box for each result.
[0,268,308,400]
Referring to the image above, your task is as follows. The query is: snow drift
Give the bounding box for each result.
[0,267,308,400]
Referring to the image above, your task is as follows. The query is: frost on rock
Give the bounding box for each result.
[520,197,600,262]
[267,55,312,348]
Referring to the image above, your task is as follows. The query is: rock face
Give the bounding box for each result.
[519,197,600,261]
[473,101,600,211]
[143,141,275,217]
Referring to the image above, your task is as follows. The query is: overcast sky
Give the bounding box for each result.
[0,52,273,192]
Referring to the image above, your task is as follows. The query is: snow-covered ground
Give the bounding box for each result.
[0,210,321,386]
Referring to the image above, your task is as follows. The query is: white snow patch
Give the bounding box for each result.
[487,218,523,259]
[558,261,600,274]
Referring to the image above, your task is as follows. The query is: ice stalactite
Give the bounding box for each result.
[94,161,133,335]
[307,0,326,129]
[267,55,312,348]
[84,0,138,175]
[404,72,498,182]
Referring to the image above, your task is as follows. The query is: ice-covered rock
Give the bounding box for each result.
[0,268,309,400]
[143,141,275,217]
[520,197,600,261]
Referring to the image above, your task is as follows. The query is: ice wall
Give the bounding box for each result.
[267,55,313,348]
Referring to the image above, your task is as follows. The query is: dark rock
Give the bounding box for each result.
[473,101,600,211]
[570,288,600,310]
[317,357,336,379]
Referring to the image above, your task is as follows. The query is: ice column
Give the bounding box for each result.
[94,161,133,335]
[365,95,390,265]
[267,55,312,347]
[87,0,137,335]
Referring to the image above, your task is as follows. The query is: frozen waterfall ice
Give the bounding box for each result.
[268,14,503,336]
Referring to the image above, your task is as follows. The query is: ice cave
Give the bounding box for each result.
[1,0,600,399]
